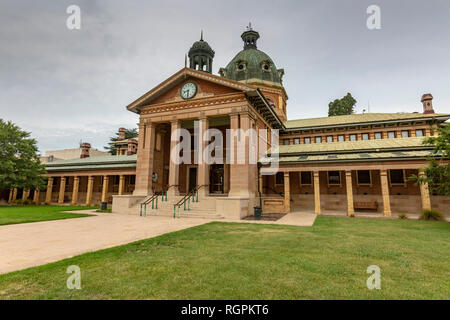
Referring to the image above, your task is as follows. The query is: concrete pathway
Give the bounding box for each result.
[0,210,316,275]
[0,211,211,274]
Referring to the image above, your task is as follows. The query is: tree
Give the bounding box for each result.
[0,119,47,192]
[409,124,450,196]
[328,93,357,116]
[104,128,138,155]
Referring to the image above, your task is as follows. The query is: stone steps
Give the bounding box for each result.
[136,195,220,219]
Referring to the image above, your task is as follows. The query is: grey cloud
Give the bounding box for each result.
[1,0,449,153]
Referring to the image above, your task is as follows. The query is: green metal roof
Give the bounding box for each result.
[221,48,284,85]
[269,137,430,156]
[45,155,137,172]
[261,150,433,165]
[284,113,450,130]
[261,137,439,165]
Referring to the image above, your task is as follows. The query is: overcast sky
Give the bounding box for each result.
[1,0,449,154]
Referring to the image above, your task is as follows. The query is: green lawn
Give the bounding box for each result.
[0,217,448,299]
[0,205,95,226]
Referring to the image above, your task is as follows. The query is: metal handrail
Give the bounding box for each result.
[191,184,208,203]
[172,185,209,218]
[173,189,195,218]
[139,192,160,217]
[263,186,284,197]
[161,185,178,202]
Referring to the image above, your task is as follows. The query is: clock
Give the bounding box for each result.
[180,82,197,100]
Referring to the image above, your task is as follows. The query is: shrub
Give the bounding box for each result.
[420,209,444,221]
[13,199,23,205]
[349,213,355,218]
[398,213,408,220]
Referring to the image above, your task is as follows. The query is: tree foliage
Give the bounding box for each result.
[0,119,47,191]
[409,124,450,196]
[328,93,357,116]
[104,128,138,155]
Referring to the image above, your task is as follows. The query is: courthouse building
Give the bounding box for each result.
[9,27,449,218]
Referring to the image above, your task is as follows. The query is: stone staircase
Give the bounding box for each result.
[137,194,223,219]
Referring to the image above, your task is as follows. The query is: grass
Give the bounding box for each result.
[0,205,96,226]
[0,216,449,299]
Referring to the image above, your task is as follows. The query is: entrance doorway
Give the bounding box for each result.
[210,164,224,194]
[188,167,197,192]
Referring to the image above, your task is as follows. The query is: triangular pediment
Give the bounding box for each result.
[126,68,256,113]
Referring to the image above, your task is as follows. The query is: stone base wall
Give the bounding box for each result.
[112,195,146,214]
[216,197,256,219]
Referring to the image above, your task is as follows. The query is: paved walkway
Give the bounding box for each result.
[0,211,212,274]
[0,210,316,275]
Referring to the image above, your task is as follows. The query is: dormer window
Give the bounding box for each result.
[261,61,271,72]
[236,60,247,72]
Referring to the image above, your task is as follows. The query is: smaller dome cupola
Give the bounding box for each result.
[188,31,215,73]
[241,23,260,50]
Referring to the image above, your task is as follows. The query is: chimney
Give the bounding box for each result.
[127,138,138,155]
[118,127,126,140]
[80,142,91,158]
[421,93,435,114]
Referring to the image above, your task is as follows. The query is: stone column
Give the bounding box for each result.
[167,120,181,197]
[313,171,321,214]
[134,120,156,196]
[284,172,290,213]
[86,176,94,206]
[101,175,109,202]
[380,169,391,217]
[58,177,66,204]
[118,175,125,195]
[12,188,17,202]
[33,190,40,204]
[197,116,209,197]
[345,170,354,216]
[45,177,54,204]
[228,112,255,198]
[418,170,431,211]
[22,189,29,200]
[71,176,79,205]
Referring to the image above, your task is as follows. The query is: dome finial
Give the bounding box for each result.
[188,33,215,73]
[241,25,260,50]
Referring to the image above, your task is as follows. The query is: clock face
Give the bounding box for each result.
[180,82,197,99]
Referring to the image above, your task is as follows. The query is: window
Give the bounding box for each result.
[326,136,333,143]
[275,172,284,185]
[362,133,369,140]
[129,175,136,185]
[338,135,344,142]
[388,131,396,139]
[328,171,341,185]
[357,170,371,185]
[294,138,300,145]
[350,134,357,141]
[283,139,290,145]
[300,171,312,185]
[415,129,424,137]
[315,136,322,143]
[401,130,409,138]
[389,169,405,185]
[304,137,311,144]
[374,132,382,139]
